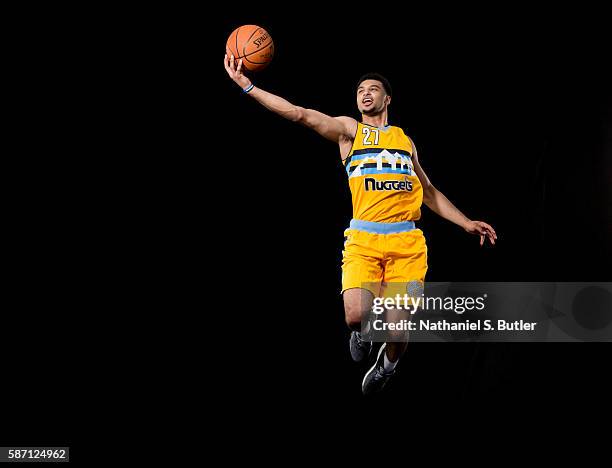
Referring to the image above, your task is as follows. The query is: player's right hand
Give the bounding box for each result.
[224,54,252,90]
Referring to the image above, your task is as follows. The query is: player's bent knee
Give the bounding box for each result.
[345,315,361,330]
[344,303,365,330]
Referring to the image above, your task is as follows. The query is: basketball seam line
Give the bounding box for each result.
[242,27,263,57]
[235,26,240,62]
[243,42,274,64]
[228,41,273,60]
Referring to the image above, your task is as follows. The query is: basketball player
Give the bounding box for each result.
[224,54,497,395]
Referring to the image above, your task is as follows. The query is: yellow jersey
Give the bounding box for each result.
[343,122,423,223]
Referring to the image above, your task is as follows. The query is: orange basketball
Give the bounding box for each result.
[226,25,274,72]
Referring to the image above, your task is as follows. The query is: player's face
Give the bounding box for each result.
[357,80,390,115]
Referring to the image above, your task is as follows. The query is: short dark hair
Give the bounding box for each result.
[357,73,392,97]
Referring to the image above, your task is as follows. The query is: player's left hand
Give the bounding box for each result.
[464,220,497,246]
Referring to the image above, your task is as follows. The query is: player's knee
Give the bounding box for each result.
[344,303,364,330]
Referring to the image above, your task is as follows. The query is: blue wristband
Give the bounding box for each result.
[243,84,254,94]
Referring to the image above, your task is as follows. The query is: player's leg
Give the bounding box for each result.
[343,287,374,331]
[341,229,384,363]
[362,302,410,395]
[384,339,408,362]
[382,293,412,361]
[343,288,377,363]
[362,229,428,395]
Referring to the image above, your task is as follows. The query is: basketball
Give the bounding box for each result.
[226,25,274,72]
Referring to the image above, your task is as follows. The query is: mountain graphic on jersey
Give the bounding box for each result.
[347,149,414,178]
[344,123,423,223]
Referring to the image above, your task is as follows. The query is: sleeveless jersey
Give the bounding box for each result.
[343,122,423,223]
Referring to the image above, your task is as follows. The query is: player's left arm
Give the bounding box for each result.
[410,139,497,246]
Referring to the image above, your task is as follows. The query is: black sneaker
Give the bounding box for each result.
[362,343,395,395]
[349,331,372,362]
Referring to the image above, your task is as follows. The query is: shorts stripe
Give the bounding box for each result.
[349,219,416,234]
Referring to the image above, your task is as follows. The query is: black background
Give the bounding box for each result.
[211,9,611,431]
[2,5,610,453]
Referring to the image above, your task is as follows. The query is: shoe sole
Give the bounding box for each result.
[362,343,387,393]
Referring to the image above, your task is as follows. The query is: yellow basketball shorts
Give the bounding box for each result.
[341,219,428,298]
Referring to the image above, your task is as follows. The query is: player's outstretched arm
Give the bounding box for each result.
[410,140,498,246]
[224,54,356,143]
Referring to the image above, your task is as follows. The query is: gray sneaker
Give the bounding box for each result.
[362,343,395,395]
[349,331,372,362]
